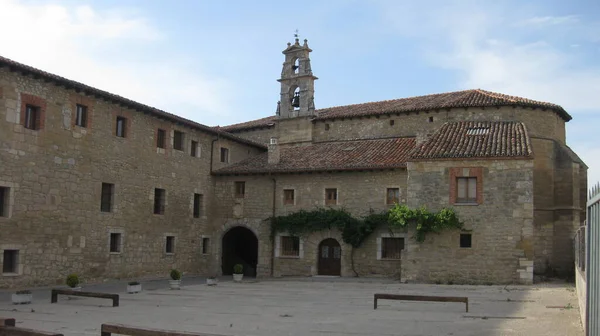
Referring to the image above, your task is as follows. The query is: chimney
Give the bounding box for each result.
[268,137,280,164]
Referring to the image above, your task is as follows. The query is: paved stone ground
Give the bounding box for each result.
[0,277,583,336]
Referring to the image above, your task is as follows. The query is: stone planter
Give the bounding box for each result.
[233,273,243,282]
[169,279,181,290]
[12,293,32,305]
[206,278,218,286]
[127,284,142,294]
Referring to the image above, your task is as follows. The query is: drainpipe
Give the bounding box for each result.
[270,177,276,277]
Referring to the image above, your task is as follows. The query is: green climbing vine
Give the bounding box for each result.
[388,204,463,243]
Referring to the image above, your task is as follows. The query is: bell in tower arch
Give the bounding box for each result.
[291,91,300,108]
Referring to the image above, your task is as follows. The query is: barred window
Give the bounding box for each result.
[381,237,404,259]
[280,236,300,257]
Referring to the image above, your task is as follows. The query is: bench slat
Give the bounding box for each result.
[374,293,469,312]
[51,289,119,307]
[0,318,15,327]
[0,326,64,336]
[101,323,224,336]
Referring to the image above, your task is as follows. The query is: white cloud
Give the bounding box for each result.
[517,15,579,27]
[0,0,232,125]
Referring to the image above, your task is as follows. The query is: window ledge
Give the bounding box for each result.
[454,202,479,206]
[165,253,175,256]
[379,258,403,261]
[2,272,20,277]
[109,252,122,255]
[278,255,301,259]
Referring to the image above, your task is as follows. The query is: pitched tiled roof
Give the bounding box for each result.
[0,55,266,149]
[221,89,570,132]
[411,121,533,160]
[214,137,416,174]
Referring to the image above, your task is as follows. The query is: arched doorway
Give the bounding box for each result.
[318,238,341,276]
[221,227,258,277]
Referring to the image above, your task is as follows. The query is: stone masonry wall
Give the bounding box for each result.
[0,68,262,288]
[405,159,535,284]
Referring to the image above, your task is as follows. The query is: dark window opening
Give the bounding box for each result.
[325,188,337,205]
[2,250,18,273]
[382,237,404,259]
[284,189,295,205]
[100,183,114,212]
[154,188,166,215]
[390,120,395,126]
[109,233,122,253]
[325,123,330,131]
[193,193,203,218]
[386,188,400,205]
[220,147,229,163]
[456,177,477,203]
[281,236,300,257]
[156,129,166,149]
[116,116,126,137]
[173,130,184,151]
[235,182,245,198]
[191,140,198,157]
[429,116,434,123]
[0,186,8,217]
[460,233,472,248]
[166,236,175,254]
[75,104,88,128]
[202,237,210,254]
[24,105,40,130]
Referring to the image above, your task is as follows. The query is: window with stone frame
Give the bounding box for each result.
[0,186,9,217]
[386,188,400,205]
[24,105,40,130]
[193,193,203,218]
[456,177,477,203]
[2,250,18,274]
[280,236,300,257]
[100,183,114,213]
[109,233,122,253]
[235,182,245,198]
[220,147,229,163]
[115,116,127,137]
[283,189,295,205]
[154,188,166,214]
[325,188,337,205]
[381,237,404,259]
[156,129,166,149]
[165,236,175,254]
[173,130,184,151]
[191,140,198,157]
[460,233,472,248]
[75,104,88,128]
[202,237,210,254]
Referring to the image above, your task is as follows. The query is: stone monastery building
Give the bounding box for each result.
[0,38,587,288]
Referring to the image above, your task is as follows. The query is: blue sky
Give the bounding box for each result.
[0,0,599,185]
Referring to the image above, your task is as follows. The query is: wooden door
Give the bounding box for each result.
[318,238,341,276]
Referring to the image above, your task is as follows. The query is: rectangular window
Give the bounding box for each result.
[381,237,404,259]
[193,193,203,218]
[325,188,337,205]
[234,182,245,198]
[116,116,127,137]
[154,188,166,214]
[220,147,229,163]
[109,233,122,253]
[0,186,8,217]
[2,250,18,274]
[460,233,472,248]
[156,129,166,149]
[191,140,198,157]
[75,104,88,128]
[173,130,184,151]
[284,189,295,205]
[280,236,300,257]
[24,105,40,130]
[386,188,400,205]
[100,183,114,213]
[456,177,477,203]
[165,236,175,254]
[202,237,210,254]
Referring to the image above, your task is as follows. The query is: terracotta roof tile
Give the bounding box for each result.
[214,137,416,174]
[221,89,570,132]
[411,121,533,160]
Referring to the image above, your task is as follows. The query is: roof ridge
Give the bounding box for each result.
[475,89,519,104]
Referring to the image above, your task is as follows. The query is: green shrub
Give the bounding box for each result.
[66,274,80,288]
[169,269,182,280]
[233,264,243,274]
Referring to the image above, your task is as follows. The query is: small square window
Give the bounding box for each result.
[429,116,434,123]
[157,129,166,149]
[75,104,88,128]
[220,147,229,163]
[100,183,114,213]
[109,233,122,253]
[381,237,404,259]
[173,130,184,151]
[191,140,198,157]
[456,177,477,203]
[24,105,40,130]
[154,188,166,214]
[0,186,10,217]
[235,182,245,198]
[116,116,127,137]
[202,237,210,254]
[386,188,399,205]
[325,123,330,131]
[2,250,19,274]
[166,236,175,254]
[284,189,295,205]
[460,233,472,248]
[389,120,395,126]
[193,193,203,218]
[280,236,300,257]
[325,188,337,205]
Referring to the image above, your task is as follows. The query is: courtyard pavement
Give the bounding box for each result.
[0,276,583,336]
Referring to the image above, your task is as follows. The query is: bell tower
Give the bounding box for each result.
[276,36,318,119]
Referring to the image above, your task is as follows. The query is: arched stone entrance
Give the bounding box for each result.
[318,238,341,276]
[221,226,258,276]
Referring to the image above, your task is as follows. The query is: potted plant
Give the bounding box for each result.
[66,273,81,291]
[206,275,218,286]
[233,264,243,282]
[11,290,32,305]
[169,269,182,290]
[127,281,142,294]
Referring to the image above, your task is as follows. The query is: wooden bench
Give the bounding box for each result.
[0,318,64,336]
[373,293,469,312]
[50,289,119,307]
[101,323,224,336]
